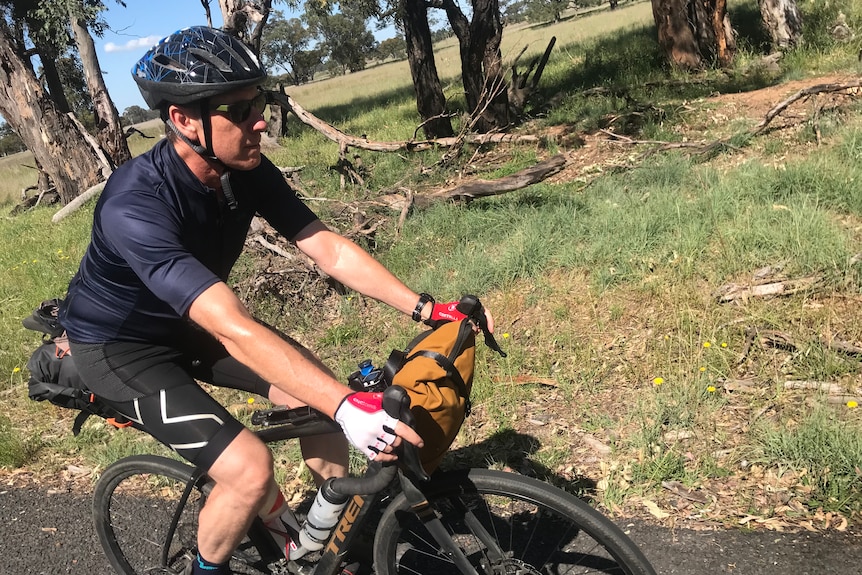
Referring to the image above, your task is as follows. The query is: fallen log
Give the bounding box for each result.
[427,154,567,201]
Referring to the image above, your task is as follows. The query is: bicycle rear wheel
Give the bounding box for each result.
[93,454,271,575]
[373,468,656,575]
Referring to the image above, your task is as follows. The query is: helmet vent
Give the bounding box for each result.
[188,47,232,73]
[153,54,188,72]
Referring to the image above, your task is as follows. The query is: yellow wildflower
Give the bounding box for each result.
[653,377,664,386]
[703,341,711,348]
[707,385,716,393]
[848,401,858,409]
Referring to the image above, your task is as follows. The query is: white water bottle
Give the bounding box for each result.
[289,478,349,560]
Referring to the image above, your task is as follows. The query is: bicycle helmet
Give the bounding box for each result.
[131,27,267,210]
[132,26,266,110]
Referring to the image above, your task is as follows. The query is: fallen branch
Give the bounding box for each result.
[784,380,845,395]
[267,89,538,153]
[428,154,567,201]
[753,79,862,135]
[713,275,820,303]
[52,181,106,223]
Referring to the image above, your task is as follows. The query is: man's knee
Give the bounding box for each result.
[209,430,274,503]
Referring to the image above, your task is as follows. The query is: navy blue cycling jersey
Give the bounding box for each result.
[60,138,317,344]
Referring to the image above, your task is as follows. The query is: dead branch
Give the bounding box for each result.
[752,79,862,135]
[713,275,820,303]
[784,380,845,395]
[67,112,113,178]
[428,154,567,201]
[509,37,556,118]
[52,181,106,223]
[821,337,862,357]
[267,89,538,154]
[252,234,295,260]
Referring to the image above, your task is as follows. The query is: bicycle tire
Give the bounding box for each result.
[373,468,656,575]
[93,454,271,575]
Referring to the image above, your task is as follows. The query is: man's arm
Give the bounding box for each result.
[293,220,433,319]
[293,220,495,332]
[187,281,423,458]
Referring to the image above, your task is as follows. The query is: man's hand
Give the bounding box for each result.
[425,300,495,333]
[334,392,423,460]
[426,301,467,325]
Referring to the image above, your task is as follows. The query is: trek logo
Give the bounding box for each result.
[325,495,365,553]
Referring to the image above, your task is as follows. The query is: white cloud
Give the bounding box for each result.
[104,36,162,53]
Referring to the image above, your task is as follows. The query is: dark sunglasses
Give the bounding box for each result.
[211,91,268,123]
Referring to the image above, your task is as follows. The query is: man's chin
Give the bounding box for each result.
[231,152,262,171]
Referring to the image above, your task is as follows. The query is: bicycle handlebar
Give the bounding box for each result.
[456,294,507,357]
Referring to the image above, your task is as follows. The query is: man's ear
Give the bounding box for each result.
[167,104,200,142]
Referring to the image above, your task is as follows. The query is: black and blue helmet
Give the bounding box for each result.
[132,26,266,110]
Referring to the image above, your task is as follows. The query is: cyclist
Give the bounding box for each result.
[59,26,490,575]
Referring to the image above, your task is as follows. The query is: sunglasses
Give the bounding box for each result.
[211,91,268,123]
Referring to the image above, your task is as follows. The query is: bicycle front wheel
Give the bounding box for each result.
[373,468,656,575]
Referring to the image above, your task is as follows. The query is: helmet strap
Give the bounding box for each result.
[165,103,238,211]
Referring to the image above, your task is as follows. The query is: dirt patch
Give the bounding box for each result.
[544,73,862,187]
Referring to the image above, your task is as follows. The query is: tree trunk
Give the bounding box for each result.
[651,0,736,70]
[440,0,508,133]
[759,0,803,49]
[403,0,455,138]
[471,0,508,131]
[0,23,104,204]
[39,48,72,114]
[218,0,272,53]
[70,15,131,169]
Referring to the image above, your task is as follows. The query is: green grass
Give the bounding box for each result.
[2,0,862,526]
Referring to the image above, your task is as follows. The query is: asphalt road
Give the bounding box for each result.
[2,485,860,574]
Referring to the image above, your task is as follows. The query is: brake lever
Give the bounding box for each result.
[456,295,507,357]
[382,386,430,482]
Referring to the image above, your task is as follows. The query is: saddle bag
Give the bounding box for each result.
[23,299,132,435]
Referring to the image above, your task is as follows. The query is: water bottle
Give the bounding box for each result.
[347,359,387,393]
[289,478,349,560]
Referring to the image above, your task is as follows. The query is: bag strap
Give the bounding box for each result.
[403,349,468,398]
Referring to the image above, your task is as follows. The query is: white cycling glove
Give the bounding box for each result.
[334,392,398,460]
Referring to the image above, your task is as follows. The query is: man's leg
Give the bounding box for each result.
[194,428,274,564]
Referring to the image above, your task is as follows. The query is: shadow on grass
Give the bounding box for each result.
[440,428,599,500]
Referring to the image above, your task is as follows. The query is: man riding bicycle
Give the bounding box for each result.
[59,26,491,575]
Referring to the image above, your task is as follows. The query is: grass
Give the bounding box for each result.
[2,0,862,527]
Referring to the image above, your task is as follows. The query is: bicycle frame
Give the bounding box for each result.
[154,403,498,575]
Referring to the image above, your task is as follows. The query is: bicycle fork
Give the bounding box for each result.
[398,472,507,575]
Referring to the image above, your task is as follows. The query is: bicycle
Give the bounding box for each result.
[92,300,657,575]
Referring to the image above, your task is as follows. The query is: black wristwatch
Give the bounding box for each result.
[412,293,435,322]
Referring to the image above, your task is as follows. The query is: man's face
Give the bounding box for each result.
[207,85,268,171]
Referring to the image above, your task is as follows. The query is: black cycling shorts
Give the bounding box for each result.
[69,329,272,471]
